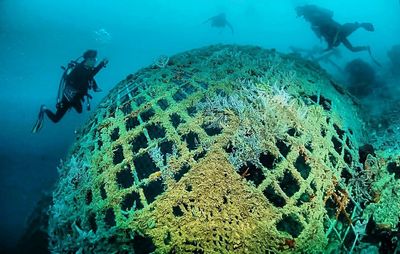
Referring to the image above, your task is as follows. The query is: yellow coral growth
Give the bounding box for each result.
[137,149,280,253]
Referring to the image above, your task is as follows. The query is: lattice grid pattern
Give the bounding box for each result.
[48,45,371,253]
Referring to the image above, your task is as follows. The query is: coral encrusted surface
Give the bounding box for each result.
[47,45,400,253]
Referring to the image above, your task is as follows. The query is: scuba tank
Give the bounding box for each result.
[56,57,82,108]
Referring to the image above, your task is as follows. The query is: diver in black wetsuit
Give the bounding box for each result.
[204,13,234,34]
[32,50,108,133]
[296,5,375,53]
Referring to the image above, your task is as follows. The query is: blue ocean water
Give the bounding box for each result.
[0,0,399,252]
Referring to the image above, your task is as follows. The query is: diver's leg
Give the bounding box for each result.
[341,38,370,53]
[342,38,381,66]
[44,104,68,123]
[341,23,363,37]
[32,103,67,133]
[71,100,83,114]
[361,22,374,32]
[32,99,71,132]
[341,22,374,38]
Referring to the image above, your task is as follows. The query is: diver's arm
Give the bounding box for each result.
[92,59,108,77]
[341,39,356,52]
[203,16,214,24]
[323,42,334,52]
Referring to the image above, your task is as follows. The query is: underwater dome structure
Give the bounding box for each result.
[47,45,400,253]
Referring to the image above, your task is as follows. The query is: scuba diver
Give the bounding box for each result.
[296,4,381,66]
[32,49,108,133]
[204,13,234,34]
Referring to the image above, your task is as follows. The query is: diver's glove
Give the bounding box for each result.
[100,58,109,68]
[56,102,64,109]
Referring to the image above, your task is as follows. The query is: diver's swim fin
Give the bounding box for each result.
[361,22,374,32]
[31,117,43,134]
[31,105,45,133]
[367,47,382,67]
